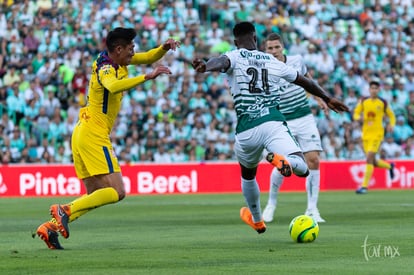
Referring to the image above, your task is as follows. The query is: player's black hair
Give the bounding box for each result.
[233,22,256,38]
[106,27,136,52]
[369,80,380,87]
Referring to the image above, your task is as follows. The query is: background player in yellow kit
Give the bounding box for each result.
[34,27,180,249]
[353,80,396,194]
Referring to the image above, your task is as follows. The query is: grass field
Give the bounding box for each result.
[1,190,413,275]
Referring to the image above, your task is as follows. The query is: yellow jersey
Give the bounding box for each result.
[353,96,396,140]
[85,45,167,134]
[71,45,167,178]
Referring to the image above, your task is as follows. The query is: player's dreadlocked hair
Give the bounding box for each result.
[106,27,136,52]
[233,22,256,38]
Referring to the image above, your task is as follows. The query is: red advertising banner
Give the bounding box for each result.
[1,160,413,197]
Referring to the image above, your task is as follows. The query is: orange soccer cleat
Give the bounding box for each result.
[240,207,266,234]
[266,152,292,177]
[34,221,63,249]
[50,204,71,239]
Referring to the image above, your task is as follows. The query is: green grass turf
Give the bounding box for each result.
[1,190,413,275]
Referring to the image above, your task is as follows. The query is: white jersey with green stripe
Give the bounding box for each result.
[224,49,298,134]
[279,55,312,120]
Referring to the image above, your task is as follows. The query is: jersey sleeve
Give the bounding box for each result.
[274,58,298,83]
[298,56,307,76]
[131,45,167,65]
[386,105,396,127]
[353,100,362,121]
[98,64,146,93]
[223,51,237,73]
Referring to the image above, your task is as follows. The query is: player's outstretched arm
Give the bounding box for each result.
[132,38,180,65]
[145,65,172,80]
[101,66,171,94]
[293,75,349,113]
[192,56,230,73]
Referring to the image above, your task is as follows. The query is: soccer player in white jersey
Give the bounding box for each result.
[262,33,326,223]
[192,22,348,234]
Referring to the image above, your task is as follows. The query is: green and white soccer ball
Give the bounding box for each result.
[289,215,319,243]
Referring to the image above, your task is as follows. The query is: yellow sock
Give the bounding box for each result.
[362,164,374,188]
[68,187,119,215]
[63,195,89,222]
[376,159,391,169]
[69,210,89,223]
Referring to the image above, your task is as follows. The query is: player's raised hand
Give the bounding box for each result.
[162,38,180,51]
[192,59,206,73]
[145,65,171,80]
[326,98,349,113]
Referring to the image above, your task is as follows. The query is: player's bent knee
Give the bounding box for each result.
[117,189,126,201]
[306,158,320,169]
[296,170,310,178]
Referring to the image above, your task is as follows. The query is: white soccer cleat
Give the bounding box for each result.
[305,208,326,223]
[262,204,276,223]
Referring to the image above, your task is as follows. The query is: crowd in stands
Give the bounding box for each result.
[1,0,414,165]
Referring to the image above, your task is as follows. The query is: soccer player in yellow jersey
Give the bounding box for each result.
[353,80,396,194]
[34,27,180,249]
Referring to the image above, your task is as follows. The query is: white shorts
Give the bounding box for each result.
[286,114,322,153]
[234,121,302,168]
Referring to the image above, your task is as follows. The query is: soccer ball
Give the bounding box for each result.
[289,215,319,243]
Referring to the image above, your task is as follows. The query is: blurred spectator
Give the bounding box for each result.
[3,66,20,86]
[400,145,414,159]
[9,127,25,162]
[393,115,414,145]
[190,120,206,146]
[366,25,383,44]
[205,120,221,142]
[181,2,200,27]
[42,86,61,117]
[36,59,58,85]
[186,138,205,161]
[24,79,44,103]
[215,134,231,159]
[1,149,12,164]
[31,52,45,74]
[37,137,54,160]
[322,131,344,160]
[315,47,335,74]
[382,134,403,159]
[342,140,365,160]
[0,113,15,136]
[205,140,219,161]
[23,28,40,56]
[7,45,25,69]
[54,144,71,164]
[32,106,49,142]
[40,149,55,163]
[24,98,40,121]
[26,137,40,163]
[170,144,187,162]
[205,21,224,47]
[6,81,25,124]
[153,144,172,163]
[47,112,67,143]
[343,88,358,112]
[173,120,191,141]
